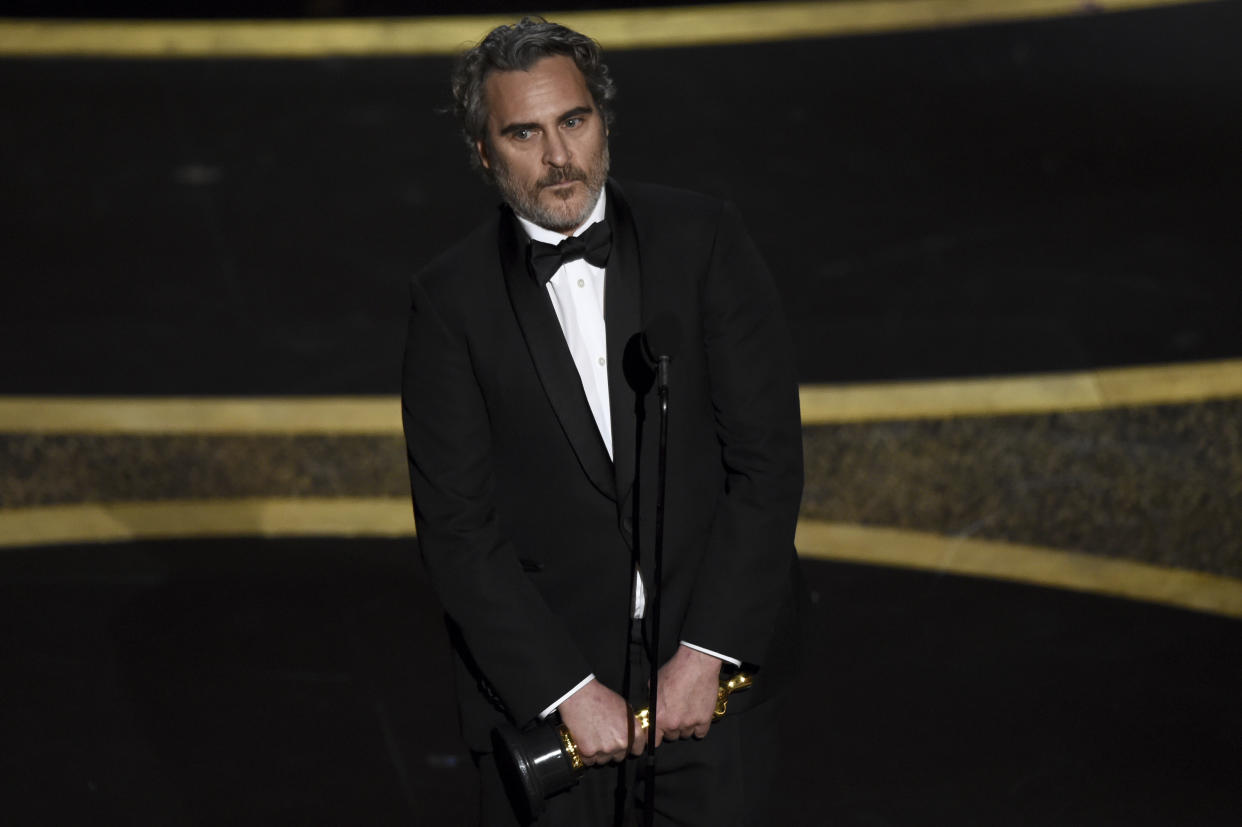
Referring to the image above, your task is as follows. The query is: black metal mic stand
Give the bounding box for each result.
[643,353,671,827]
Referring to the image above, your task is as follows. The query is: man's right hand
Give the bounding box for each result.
[556,679,647,765]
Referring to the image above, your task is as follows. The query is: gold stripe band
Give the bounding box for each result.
[798,357,1242,423]
[1,358,1238,433]
[0,0,1208,58]
[0,497,415,545]
[1,500,1237,618]
[794,521,1242,620]
[0,396,400,435]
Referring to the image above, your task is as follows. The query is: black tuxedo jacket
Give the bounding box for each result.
[402,180,805,751]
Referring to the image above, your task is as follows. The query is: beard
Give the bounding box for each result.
[492,141,610,234]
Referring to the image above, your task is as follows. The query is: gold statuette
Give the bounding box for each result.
[559,672,752,770]
[557,724,585,771]
[632,672,753,726]
[715,672,753,718]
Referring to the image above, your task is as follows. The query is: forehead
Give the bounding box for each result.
[483,54,594,130]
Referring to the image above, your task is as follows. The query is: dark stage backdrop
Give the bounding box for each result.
[2,1,1241,394]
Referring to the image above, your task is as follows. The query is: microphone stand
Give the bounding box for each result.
[644,353,671,827]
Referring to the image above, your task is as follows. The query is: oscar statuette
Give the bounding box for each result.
[492,673,752,820]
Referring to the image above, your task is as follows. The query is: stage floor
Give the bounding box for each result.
[3,537,1240,825]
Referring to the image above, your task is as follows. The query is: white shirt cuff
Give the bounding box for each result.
[679,640,741,667]
[538,673,596,720]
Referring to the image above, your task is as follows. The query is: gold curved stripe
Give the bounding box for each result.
[0,0,1207,58]
[0,497,415,546]
[794,520,1242,620]
[798,357,1242,423]
[1,358,1239,433]
[0,396,399,434]
[0,500,1238,619]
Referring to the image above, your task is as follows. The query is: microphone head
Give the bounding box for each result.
[642,313,682,363]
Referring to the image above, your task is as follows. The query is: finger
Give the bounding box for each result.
[584,741,618,766]
[693,721,711,739]
[587,744,620,765]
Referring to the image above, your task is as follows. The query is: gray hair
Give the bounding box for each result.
[450,17,617,177]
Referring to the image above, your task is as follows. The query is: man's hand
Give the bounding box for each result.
[557,679,647,765]
[653,645,723,747]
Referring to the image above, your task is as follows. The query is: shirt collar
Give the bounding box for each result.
[516,187,608,246]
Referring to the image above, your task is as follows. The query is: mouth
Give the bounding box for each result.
[539,167,586,189]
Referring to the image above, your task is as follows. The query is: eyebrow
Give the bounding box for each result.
[499,105,594,137]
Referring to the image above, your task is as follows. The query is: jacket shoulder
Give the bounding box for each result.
[614,180,735,249]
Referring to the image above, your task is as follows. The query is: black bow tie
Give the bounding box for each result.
[527,220,612,284]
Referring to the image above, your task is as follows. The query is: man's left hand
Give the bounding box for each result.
[652,644,722,747]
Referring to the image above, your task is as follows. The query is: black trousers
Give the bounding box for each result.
[475,624,785,826]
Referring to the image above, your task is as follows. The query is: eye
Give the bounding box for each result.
[513,128,532,141]
[563,117,582,129]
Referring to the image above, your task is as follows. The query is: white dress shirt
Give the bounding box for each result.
[518,193,614,459]
[516,192,739,720]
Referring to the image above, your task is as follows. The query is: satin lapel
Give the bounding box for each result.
[499,208,617,501]
[605,181,643,515]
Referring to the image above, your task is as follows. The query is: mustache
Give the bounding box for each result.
[537,166,587,188]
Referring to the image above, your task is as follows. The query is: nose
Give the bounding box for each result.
[542,130,571,168]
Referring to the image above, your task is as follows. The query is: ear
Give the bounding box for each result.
[475,139,491,171]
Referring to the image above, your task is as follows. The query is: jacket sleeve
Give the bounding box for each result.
[401,276,593,725]
[677,201,804,669]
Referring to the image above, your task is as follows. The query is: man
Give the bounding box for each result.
[402,18,805,825]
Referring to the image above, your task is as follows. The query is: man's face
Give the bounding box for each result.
[477,54,610,234]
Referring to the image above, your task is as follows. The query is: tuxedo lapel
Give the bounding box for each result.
[604,181,643,515]
[499,207,617,501]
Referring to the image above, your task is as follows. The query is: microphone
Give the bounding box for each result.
[641,313,682,389]
[638,312,681,827]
